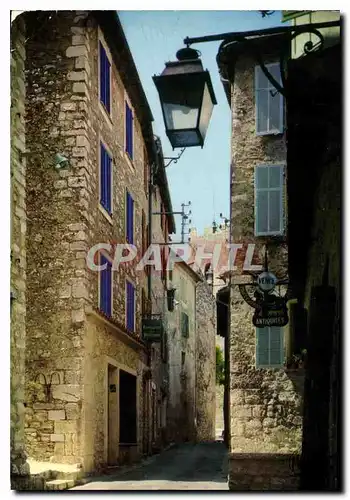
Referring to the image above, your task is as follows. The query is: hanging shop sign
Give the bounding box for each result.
[253,296,289,328]
[142,317,163,342]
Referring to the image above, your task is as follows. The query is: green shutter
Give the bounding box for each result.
[256,327,284,368]
[256,327,270,367]
[269,327,284,366]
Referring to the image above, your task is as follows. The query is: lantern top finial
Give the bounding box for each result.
[176,47,201,61]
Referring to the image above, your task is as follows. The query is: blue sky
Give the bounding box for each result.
[118,10,285,239]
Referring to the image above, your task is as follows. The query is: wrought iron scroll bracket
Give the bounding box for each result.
[216,24,327,97]
[164,147,186,167]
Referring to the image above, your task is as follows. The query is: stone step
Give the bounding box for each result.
[45,479,75,491]
[51,470,84,481]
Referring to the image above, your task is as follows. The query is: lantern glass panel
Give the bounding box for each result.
[161,80,203,131]
[198,83,215,140]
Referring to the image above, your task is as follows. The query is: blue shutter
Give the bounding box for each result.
[131,283,135,331]
[126,281,135,331]
[106,154,111,213]
[128,192,131,242]
[100,255,112,317]
[126,191,133,244]
[126,191,129,242]
[130,195,134,245]
[100,142,105,208]
[100,143,112,214]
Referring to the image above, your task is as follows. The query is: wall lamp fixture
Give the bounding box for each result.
[153,19,340,149]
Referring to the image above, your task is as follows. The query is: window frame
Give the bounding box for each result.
[254,164,285,237]
[256,326,284,369]
[98,38,112,117]
[255,62,284,136]
[125,279,136,333]
[99,140,113,217]
[98,252,113,318]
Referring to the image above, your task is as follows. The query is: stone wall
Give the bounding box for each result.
[24,10,88,464]
[302,156,340,488]
[195,279,216,441]
[228,453,300,491]
[228,50,303,487]
[11,13,30,482]
[23,11,152,471]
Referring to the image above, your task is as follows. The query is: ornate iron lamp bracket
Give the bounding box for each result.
[184,21,338,98]
[218,25,326,97]
[163,147,186,168]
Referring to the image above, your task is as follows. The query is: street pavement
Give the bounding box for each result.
[71,441,229,491]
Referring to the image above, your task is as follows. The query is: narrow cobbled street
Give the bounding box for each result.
[71,441,228,491]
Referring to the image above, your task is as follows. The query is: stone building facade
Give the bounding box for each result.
[166,261,199,443]
[166,258,216,444]
[11,12,30,483]
[144,136,176,453]
[21,10,174,474]
[217,34,304,490]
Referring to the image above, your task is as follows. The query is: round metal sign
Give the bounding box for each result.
[257,271,277,293]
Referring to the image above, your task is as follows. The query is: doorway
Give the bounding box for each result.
[107,365,119,465]
[119,369,137,445]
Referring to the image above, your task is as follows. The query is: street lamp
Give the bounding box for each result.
[153,47,217,149]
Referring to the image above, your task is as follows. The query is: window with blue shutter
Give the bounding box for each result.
[256,326,284,368]
[126,281,135,332]
[126,190,134,244]
[255,63,283,135]
[100,142,112,215]
[125,101,133,160]
[99,254,112,317]
[255,165,284,236]
[99,42,111,114]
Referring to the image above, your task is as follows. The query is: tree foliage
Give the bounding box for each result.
[216,346,225,385]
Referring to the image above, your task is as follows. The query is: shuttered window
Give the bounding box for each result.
[126,281,135,332]
[181,312,189,338]
[255,63,284,135]
[99,254,112,317]
[126,190,134,244]
[256,326,284,368]
[255,165,284,236]
[125,101,133,160]
[100,142,112,214]
[99,42,111,114]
